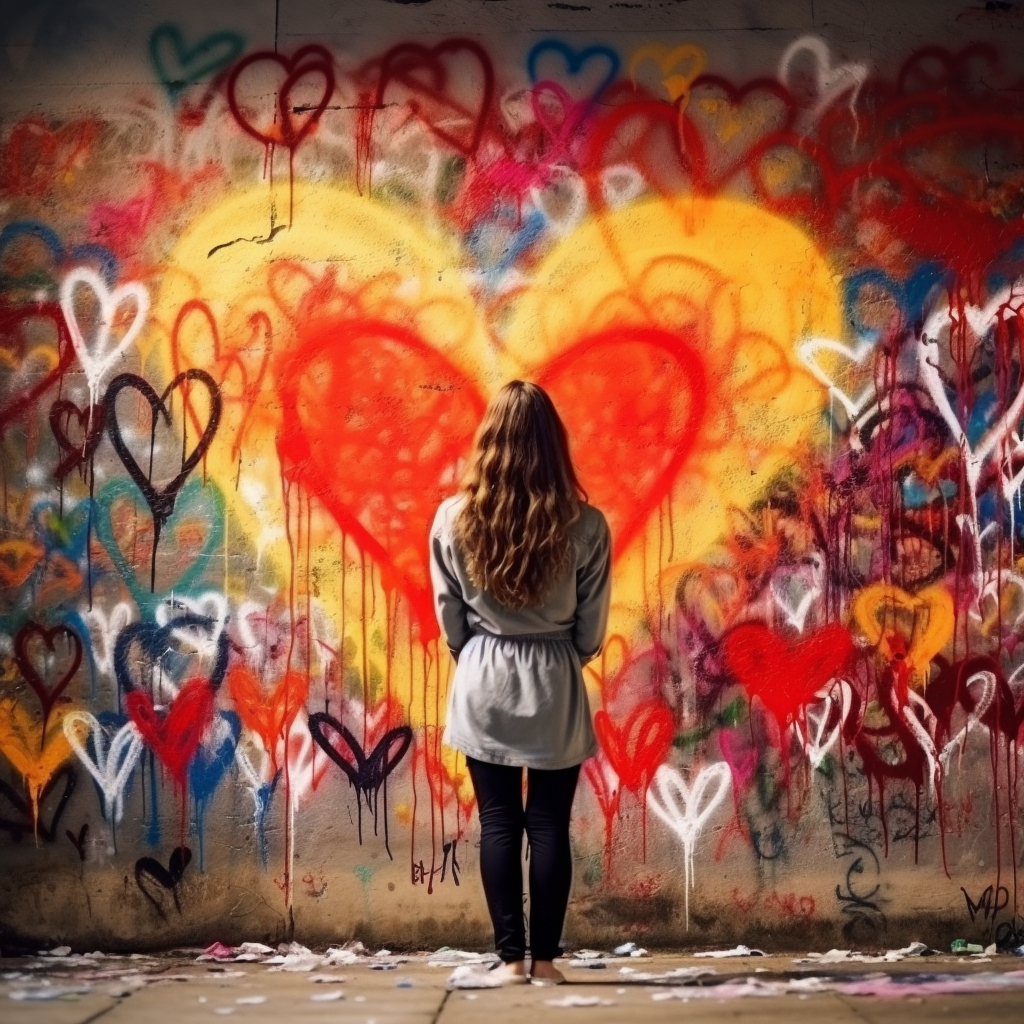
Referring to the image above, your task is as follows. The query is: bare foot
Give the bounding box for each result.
[530,960,566,984]
[493,961,529,985]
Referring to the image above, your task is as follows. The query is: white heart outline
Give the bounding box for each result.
[83,601,134,680]
[801,678,852,770]
[646,762,731,929]
[938,670,996,770]
[778,36,868,132]
[59,266,150,406]
[918,282,1024,580]
[770,554,823,632]
[63,711,144,825]
[797,334,877,420]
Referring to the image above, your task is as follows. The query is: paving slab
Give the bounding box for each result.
[2,951,1023,1023]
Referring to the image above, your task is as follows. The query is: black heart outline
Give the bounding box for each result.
[135,845,192,919]
[114,614,230,698]
[307,712,412,855]
[0,764,77,843]
[104,369,222,590]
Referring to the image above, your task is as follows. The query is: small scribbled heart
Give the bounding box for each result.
[0,302,74,435]
[135,846,192,919]
[149,24,246,102]
[0,763,76,843]
[371,40,494,156]
[594,701,674,795]
[49,399,105,478]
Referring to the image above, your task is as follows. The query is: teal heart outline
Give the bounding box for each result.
[149,24,246,103]
[94,476,225,614]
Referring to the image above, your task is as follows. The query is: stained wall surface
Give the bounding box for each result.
[1,0,1024,952]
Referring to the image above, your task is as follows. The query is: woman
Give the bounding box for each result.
[429,380,611,985]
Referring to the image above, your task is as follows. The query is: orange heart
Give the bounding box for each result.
[852,583,954,689]
[0,699,73,831]
[0,539,44,588]
[228,665,309,768]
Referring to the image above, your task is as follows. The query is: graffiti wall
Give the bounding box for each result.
[2,0,1024,951]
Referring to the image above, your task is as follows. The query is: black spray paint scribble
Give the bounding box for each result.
[0,765,77,843]
[307,713,412,858]
[104,369,221,589]
[135,845,192,919]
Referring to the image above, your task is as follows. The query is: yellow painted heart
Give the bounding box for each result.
[629,44,707,104]
[0,699,73,831]
[852,583,954,689]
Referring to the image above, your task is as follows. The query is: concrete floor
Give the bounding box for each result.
[3,951,1024,1023]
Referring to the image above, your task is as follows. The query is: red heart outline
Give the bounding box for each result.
[371,39,494,157]
[13,621,83,723]
[227,45,335,149]
[169,298,271,461]
[0,303,73,436]
[49,399,105,479]
[594,701,674,794]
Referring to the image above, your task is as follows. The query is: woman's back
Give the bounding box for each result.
[430,494,610,656]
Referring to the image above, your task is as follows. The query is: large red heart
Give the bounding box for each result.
[125,677,215,785]
[276,318,486,640]
[227,45,335,149]
[722,622,854,728]
[370,39,494,157]
[277,320,708,638]
[277,319,707,641]
[594,701,674,794]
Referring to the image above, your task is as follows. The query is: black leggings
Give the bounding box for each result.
[465,756,581,963]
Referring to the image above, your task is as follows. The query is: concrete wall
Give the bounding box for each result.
[2,0,1024,952]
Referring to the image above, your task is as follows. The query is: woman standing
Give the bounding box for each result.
[429,380,611,985]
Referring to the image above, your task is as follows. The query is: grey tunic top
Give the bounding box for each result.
[429,495,611,770]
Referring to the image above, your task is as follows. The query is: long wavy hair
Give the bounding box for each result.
[454,381,586,609]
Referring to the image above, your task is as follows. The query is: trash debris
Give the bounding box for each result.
[566,959,607,969]
[545,995,617,1007]
[235,995,268,1004]
[198,942,236,962]
[37,946,72,957]
[310,991,345,1002]
[618,966,717,984]
[694,945,765,958]
[9,984,92,1000]
[427,949,499,968]
[309,974,347,983]
[651,971,1024,1001]
[951,940,985,955]
[397,978,414,988]
[446,965,503,990]
[612,942,649,957]
[369,962,398,970]
[794,943,932,965]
